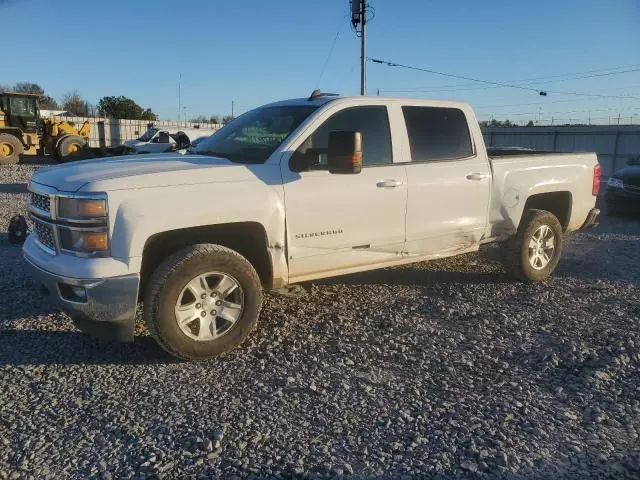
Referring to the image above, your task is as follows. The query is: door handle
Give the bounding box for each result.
[376,179,402,188]
[466,173,489,181]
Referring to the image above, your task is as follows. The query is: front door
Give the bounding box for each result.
[282,105,407,281]
[401,105,491,256]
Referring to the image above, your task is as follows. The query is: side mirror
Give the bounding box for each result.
[327,131,362,174]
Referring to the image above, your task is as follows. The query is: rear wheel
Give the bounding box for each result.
[0,133,23,165]
[144,244,263,360]
[56,134,86,161]
[500,209,564,282]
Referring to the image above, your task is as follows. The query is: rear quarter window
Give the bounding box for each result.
[402,106,473,161]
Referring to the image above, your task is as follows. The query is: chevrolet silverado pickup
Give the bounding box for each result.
[23,92,601,360]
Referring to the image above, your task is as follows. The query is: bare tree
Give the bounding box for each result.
[61,90,90,116]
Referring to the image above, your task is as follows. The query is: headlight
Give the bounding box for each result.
[58,198,107,219]
[607,177,624,189]
[59,228,109,253]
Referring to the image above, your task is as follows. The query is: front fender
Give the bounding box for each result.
[105,179,286,276]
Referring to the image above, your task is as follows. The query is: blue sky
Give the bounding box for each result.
[2,0,639,123]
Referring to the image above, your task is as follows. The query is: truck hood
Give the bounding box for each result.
[31,153,270,192]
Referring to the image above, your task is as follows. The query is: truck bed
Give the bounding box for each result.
[487,147,553,157]
[488,151,599,235]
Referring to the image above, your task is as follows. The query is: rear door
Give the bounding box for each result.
[282,104,407,280]
[401,105,491,256]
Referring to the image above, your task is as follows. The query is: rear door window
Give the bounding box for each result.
[402,106,473,161]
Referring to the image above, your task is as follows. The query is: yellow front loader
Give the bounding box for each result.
[0,92,91,164]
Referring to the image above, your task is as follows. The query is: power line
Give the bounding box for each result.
[475,84,640,109]
[369,57,640,100]
[379,63,640,92]
[369,58,543,94]
[381,67,640,94]
[316,29,342,88]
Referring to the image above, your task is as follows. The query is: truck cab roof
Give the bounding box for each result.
[261,94,473,112]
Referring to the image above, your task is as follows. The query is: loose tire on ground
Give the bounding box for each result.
[500,209,564,282]
[144,244,263,360]
[56,135,87,161]
[0,133,24,165]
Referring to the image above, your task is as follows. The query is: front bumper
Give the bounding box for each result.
[23,256,139,342]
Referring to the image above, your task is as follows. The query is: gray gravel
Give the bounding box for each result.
[1,164,639,479]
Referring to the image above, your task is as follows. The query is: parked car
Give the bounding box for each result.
[606,157,640,214]
[24,92,600,360]
[124,127,217,154]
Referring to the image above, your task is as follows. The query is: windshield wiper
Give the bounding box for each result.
[195,150,262,163]
[195,150,236,160]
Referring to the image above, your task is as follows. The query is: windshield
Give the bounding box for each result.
[194,105,318,163]
[10,96,37,116]
[138,127,158,142]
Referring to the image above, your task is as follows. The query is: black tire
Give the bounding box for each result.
[500,209,564,282]
[0,133,24,165]
[56,134,87,161]
[144,244,263,360]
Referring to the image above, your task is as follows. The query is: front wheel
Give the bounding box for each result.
[0,133,24,165]
[144,244,263,360]
[57,134,87,161]
[500,209,564,282]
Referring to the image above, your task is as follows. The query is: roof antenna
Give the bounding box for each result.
[308,89,339,101]
[308,89,322,100]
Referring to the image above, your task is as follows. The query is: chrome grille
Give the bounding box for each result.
[30,192,51,214]
[33,220,56,251]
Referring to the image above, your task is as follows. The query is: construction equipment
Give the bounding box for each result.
[0,92,91,164]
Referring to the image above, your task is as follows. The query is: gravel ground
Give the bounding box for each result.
[1,164,639,479]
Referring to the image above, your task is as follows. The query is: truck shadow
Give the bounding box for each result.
[17,154,53,165]
[0,182,27,194]
[314,266,508,287]
[0,329,176,366]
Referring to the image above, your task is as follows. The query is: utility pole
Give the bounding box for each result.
[231,100,235,118]
[351,0,367,95]
[178,73,182,122]
[360,0,366,95]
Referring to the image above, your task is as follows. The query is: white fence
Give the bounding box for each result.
[52,116,223,148]
[483,125,640,177]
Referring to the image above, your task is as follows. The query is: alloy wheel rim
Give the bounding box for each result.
[174,271,244,341]
[528,225,555,270]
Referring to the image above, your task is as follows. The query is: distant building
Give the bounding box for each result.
[40,109,70,117]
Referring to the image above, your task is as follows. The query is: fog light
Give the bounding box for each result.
[71,286,87,300]
[59,283,87,303]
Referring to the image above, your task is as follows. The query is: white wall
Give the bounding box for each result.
[483,125,640,176]
[47,116,223,148]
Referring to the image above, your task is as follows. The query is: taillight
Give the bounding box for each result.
[592,163,601,196]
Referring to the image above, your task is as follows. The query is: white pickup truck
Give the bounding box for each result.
[123,126,217,154]
[23,92,601,360]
